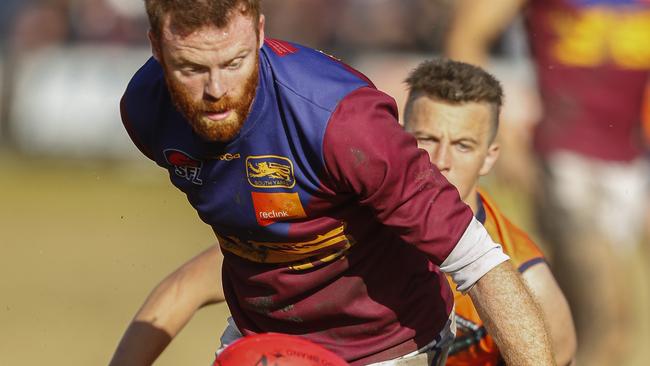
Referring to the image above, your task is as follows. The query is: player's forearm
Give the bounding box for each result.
[109,319,172,366]
[109,245,225,366]
[469,261,555,366]
[445,0,526,65]
[139,245,224,334]
[522,264,577,366]
[109,274,211,366]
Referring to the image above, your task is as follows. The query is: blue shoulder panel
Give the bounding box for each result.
[121,57,169,164]
[262,39,372,113]
[258,39,373,174]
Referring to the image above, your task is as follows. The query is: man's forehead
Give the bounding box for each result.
[160,11,255,42]
[158,14,258,62]
[411,97,492,135]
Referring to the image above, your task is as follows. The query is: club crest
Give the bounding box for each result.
[246,155,295,189]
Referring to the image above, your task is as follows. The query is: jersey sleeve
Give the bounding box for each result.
[120,93,156,161]
[504,219,546,273]
[119,58,166,163]
[321,86,474,265]
[479,191,546,274]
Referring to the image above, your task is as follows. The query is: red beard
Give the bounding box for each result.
[164,56,259,142]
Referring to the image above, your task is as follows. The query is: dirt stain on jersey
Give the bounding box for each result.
[350,148,367,167]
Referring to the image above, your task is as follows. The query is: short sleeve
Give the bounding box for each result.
[322,87,474,265]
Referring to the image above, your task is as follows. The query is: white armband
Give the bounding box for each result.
[440,217,510,293]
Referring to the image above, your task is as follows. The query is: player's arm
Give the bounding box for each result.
[440,218,556,365]
[445,0,527,65]
[468,260,556,365]
[109,244,225,366]
[322,87,554,364]
[522,263,577,365]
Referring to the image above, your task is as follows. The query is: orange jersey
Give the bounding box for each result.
[446,189,545,366]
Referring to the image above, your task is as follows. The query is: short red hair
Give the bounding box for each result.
[145,0,261,40]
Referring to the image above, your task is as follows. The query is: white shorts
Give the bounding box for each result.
[539,151,650,252]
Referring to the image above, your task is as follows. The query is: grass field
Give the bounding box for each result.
[1,153,648,365]
[0,153,229,365]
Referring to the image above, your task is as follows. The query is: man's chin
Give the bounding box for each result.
[192,116,243,143]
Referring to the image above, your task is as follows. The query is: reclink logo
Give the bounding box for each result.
[246,155,295,188]
[164,149,203,185]
[251,192,307,227]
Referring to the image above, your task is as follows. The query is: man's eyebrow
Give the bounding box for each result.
[171,48,252,66]
[175,58,203,66]
[454,137,479,145]
[167,52,202,65]
[221,49,251,64]
[412,131,437,138]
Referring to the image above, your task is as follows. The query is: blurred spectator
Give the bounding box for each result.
[4,0,148,51]
[0,0,149,154]
[337,0,419,51]
[410,0,454,51]
[262,0,452,59]
[1,0,70,148]
[0,1,27,45]
[335,0,451,55]
[70,0,148,44]
[446,0,650,365]
[327,0,454,121]
[262,0,342,50]
[9,1,69,54]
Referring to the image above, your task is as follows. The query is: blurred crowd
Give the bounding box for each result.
[0,0,458,152]
[0,0,459,55]
[0,0,148,51]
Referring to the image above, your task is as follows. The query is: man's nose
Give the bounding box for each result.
[432,145,451,172]
[205,71,227,100]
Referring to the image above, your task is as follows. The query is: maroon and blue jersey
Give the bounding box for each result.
[120,39,472,364]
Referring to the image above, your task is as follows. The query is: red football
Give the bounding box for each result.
[213,333,349,366]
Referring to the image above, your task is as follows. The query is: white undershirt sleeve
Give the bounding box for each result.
[440,217,510,293]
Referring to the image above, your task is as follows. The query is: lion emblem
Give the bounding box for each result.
[247,161,292,181]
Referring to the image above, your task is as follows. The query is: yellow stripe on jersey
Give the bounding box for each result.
[217,225,352,265]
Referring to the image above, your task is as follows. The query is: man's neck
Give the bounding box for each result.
[464,187,480,215]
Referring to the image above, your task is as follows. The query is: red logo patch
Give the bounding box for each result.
[164,149,203,185]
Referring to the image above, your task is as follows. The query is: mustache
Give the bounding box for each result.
[200,96,242,113]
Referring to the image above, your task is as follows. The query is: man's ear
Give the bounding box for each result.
[148,30,162,62]
[479,142,500,176]
[258,14,266,49]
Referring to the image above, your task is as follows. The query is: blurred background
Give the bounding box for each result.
[0,0,648,365]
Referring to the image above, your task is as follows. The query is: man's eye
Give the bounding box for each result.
[180,66,204,75]
[456,143,472,152]
[417,137,437,145]
[227,59,243,70]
